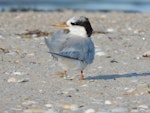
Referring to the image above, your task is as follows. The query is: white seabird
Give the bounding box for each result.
[45,16,95,80]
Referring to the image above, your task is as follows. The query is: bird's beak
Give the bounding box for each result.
[53,23,69,27]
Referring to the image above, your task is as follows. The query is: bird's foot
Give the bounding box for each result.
[57,71,71,80]
[63,74,70,79]
[79,70,85,80]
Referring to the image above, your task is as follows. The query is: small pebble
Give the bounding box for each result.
[22,100,38,106]
[131,109,139,112]
[31,34,38,38]
[80,84,88,87]
[95,49,106,57]
[17,78,29,83]
[134,30,138,34]
[15,49,22,54]
[96,52,106,56]
[12,71,23,76]
[110,59,118,63]
[7,77,17,83]
[10,107,22,111]
[105,100,112,105]
[15,60,20,63]
[116,97,123,100]
[142,37,146,40]
[100,14,107,19]
[136,56,140,60]
[131,79,138,83]
[0,35,4,39]
[126,88,136,93]
[23,109,43,113]
[138,105,149,109]
[127,27,132,31]
[124,87,129,90]
[111,107,128,112]
[70,104,79,111]
[137,83,149,95]
[63,104,78,111]
[84,108,95,113]
[107,28,114,32]
[97,66,103,69]
[45,104,53,108]
[44,109,58,113]
[63,104,70,109]
[0,46,9,53]
[27,53,35,57]
[39,89,43,93]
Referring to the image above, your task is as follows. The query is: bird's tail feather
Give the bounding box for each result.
[45,38,57,60]
[44,37,50,48]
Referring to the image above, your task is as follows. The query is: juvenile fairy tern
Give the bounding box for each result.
[45,16,95,80]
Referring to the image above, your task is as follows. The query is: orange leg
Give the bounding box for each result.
[80,70,85,80]
[63,70,70,79]
[64,70,67,76]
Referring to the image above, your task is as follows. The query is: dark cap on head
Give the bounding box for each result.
[69,16,93,37]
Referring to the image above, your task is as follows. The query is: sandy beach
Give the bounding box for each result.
[0,10,150,113]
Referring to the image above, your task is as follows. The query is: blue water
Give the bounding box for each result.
[0,0,150,12]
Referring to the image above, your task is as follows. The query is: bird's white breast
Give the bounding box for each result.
[68,26,87,38]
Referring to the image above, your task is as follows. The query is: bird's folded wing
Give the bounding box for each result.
[45,31,69,52]
[49,51,84,61]
[45,32,94,63]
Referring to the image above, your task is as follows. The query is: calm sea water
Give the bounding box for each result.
[0,0,150,12]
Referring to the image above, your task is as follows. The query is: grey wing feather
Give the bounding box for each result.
[45,31,95,64]
[45,31,68,52]
[49,51,82,61]
[45,38,51,50]
[85,38,95,64]
[53,36,94,64]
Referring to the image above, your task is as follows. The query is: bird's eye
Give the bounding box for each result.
[71,22,76,25]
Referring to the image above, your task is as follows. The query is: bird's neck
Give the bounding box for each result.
[68,26,88,38]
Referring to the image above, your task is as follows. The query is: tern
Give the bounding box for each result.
[45,16,95,80]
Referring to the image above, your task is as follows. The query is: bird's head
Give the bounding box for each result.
[53,16,93,37]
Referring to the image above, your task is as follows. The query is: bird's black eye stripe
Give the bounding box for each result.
[71,22,76,25]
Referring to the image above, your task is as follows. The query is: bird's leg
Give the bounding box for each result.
[63,70,70,79]
[80,70,85,80]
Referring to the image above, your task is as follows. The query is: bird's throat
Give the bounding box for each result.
[68,26,88,37]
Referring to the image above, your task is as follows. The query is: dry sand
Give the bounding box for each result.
[0,10,150,113]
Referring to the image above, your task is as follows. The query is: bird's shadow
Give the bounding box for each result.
[86,72,150,80]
